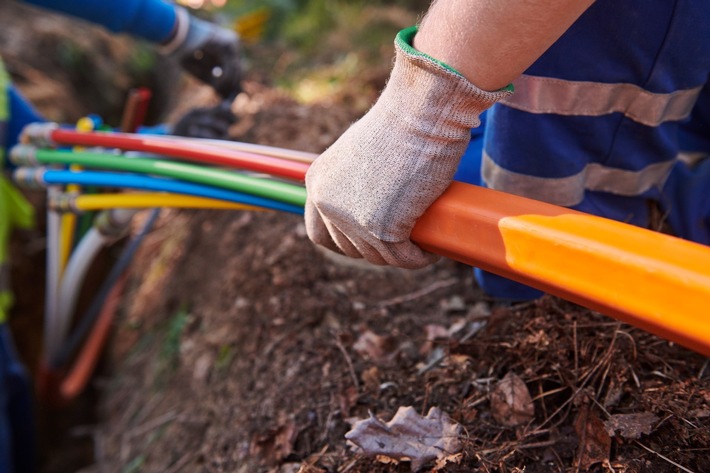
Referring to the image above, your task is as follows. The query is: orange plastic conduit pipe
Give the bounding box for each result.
[412,182,710,357]
[36,274,126,406]
[60,273,127,403]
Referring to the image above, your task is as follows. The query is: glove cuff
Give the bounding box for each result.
[396,26,465,78]
[388,26,513,129]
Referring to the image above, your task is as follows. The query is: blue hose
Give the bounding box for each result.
[39,169,304,215]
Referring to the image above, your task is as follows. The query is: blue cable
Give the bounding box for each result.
[38,169,305,215]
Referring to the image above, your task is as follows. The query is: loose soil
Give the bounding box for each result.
[2,3,708,473]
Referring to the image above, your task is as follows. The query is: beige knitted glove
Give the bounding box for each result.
[305,26,513,269]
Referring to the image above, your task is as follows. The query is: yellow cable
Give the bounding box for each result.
[58,212,75,274]
[59,117,95,273]
[73,193,263,212]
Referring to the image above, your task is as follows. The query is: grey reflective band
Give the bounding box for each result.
[157,6,190,55]
[500,75,702,127]
[482,151,675,206]
[678,151,708,167]
[0,263,8,292]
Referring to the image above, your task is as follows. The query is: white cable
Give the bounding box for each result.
[43,189,62,361]
[140,133,318,163]
[51,228,107,361]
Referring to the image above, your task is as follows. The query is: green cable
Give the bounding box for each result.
[75,208,96,243]
[30,149,307,206]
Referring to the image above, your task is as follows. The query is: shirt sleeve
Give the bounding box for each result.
[22,0,177,44]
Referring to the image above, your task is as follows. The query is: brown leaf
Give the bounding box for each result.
[296,465,326,473]
[338,385,359,417]
[250,417,298,465]
[345,406,462,472]
[574,404,611,470]
[489,372,535,426]
[604,412,659,440]
[433,452,463,471]
[353,329,398,365]
[420,324,450,356]
[361,366,381,392]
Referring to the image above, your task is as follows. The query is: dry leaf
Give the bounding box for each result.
[574,404,611,470]
[433,452,463,471]
[345,406,462,471]
[425,324,450,341]
[420,324,450,355]
[489,372,535,426]
[353,330,398,365]
[604,412,659,439]
[338,385,359,417]
[250,417,298,465]
[295,464,326,473]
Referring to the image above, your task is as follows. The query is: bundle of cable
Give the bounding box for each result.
[10,122,314,404]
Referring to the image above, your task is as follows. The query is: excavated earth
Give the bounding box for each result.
[1,3,708,472]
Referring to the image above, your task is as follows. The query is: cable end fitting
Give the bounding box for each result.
[49,192,82,214]
[20,122,58,148]
[9,144,39,167]
[12,167,46,190]
[157,6,190,55]
[95,208,138,240]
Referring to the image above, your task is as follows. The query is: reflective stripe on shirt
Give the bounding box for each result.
[500,75,702,127]
[482,151,675,206]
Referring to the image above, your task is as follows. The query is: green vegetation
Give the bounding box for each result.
[204,0,427,102]
[153,306,190,386]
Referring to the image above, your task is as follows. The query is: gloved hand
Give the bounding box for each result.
[172,100,237,139]
[162,8,243,98]
[305,26,512,269]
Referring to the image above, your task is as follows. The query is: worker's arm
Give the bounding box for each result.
[305,0,594,268]
[22,0,243,97]
[22,0,177,43]
[415,0,594,91]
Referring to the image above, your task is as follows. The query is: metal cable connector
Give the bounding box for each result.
[12,167,46,190]
[20,122,59,148]
[48,192,82,214]
[94,208,138,240]
[9,144,39,167]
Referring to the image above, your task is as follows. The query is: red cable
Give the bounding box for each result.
[50,129,309,181]
[37,273,127,406]
[60,272,126,403]
[120,88,153,134]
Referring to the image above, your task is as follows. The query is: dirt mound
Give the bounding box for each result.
[85,87,709,473]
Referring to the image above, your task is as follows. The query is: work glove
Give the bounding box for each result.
[305,26,513,269]
[172,100,237,139]
[162,8,243,99]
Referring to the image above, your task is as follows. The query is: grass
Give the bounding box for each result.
[153,305,190,387]
[216,1,421,103]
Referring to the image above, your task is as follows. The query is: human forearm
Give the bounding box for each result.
[22,0,177,43]
[414,0,595,91]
